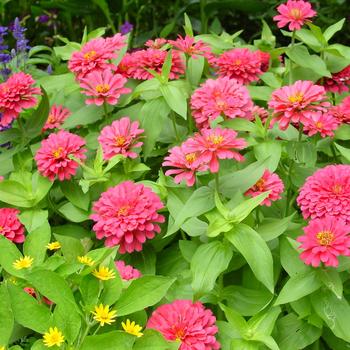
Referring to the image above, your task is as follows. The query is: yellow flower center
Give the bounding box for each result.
[235,59,242,65]
[95,84,110,94]
[117,205,131,217]
[185,152,197,164]
[315,121,323,129]
[290,8,302,19]
[174,328,185,341]
[288,93,304,103]
[332,184,342,194]
[208,135,224,145]
[83,50,97,60]
[0,226,3,231]
[255,178,265,191]
[115,135,126,146]
[47,114,55,123]
[52,147,64,159]
[316,231,334,246]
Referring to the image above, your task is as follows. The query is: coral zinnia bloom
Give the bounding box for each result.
[145,38,168,49]
[297,165,350,224]
[297,217,350,267]
[115,260,142,281]
[273,0,316,31]
[92,266,115,281]
[190,77,253,129]
[322,65,350,94]
[35,130,87,181]
[245,170,284,206]
[168,35,211,59]
[0,208,25,243]
[0,72,41,127]
[212,48,263,84]
[122,319,143,337]
[162,143,209,187]
[303,112,339,137]
[91,181,165,253]
[331,96,350,124]
[185,128,247,173]
[43,327,65,348]
[79,69,131,106]
[256,50,271,72]
[98,117,144,160]
[118,49,185,80]
[43,105,71,131]
[13,256,33,270]
[77,255,95,266]
[147,300,220,350]
[268,80,330,130]
[92,304,117,326]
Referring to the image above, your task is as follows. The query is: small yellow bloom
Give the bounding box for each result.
[92,304,117,326]
[13,256,33,270]
[122,319,143,337]
[77,255,95,267]
[43,327,65,347]
[46,241,61,251]
[0,346,6,350]
[92,266,115,280]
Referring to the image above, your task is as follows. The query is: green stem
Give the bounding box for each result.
[255,206,261,226]
[289,31,296,84]
[200,0,208,33]
[284,160,294,216]
[171,112,180,142]
[103,103,109,119]
[298,125,303,142]
[331,141,338,163]
[214,172,220,194]
[92,325,101,336]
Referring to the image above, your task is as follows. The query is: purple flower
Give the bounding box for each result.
[0,53,11,64]
[0,26,8,51]
[120,21,133,35]
[37,15,50,23]
[12,17,30,53]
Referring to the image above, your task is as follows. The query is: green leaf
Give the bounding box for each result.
[53,303,81,343]
[160,84,187,119]
[251,333,279,350]
[0,180,32,207]
[81,331,135,350]
[80,275,100,308]
[183,13,194,37]
[63,104,104,129]
[32,172,53,205]
[247,86,273,101]
[0,236,24,278]
[19,209,48,233]
[0,284,14,345]
[256,215,294,241]
[53,234,85,262]
[161,50,173,81]
[254,141,281,172]
[324,19,346,42]
[133,329,179,350]
[226,224,274,292]
[191,241,233,295]
[230,339,258,350]
[220,303,247,334]
[317,269,343,299]
[60,181,90,211]
[187,56,204,87]
[248,307,281,335]
[115,276,175,316]
[335,143,350,163]
[58,202,90,222]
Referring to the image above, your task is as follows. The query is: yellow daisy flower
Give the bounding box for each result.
[121,319,143,337]
[46,241,61,251]
[43,327,65,348]
[77,255,95,267]
[92,266,115,280]
[0,346,6,350]
[92,304,117,326]
[13,256,33,270]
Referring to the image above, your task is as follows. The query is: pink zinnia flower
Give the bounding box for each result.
[273,0,316,31]
[0,208,25,243]
[251,105,269,123]
[168,35,211,59]
[213,48,263,84]
[105,33,127,52]
[43,105,71,131]
[162,143,209,187]
[35,130,87,181]
[303,112,339,137]
[331,96,350,124]
[98,117,144,160]
[0,72,41,127]
[190,77,253,129]
[79,69,131,106]
[115,260,142,280]
[268,80,330,130]
[91,181,165,253]
[147,300,220,350]
[297,165,350,224]
[118,49,185,80]
[256,50,271,72]
[245,170,284,206]
[145,38,168,49]
[297,217,350,267]
[322,65,350,94]
[185,128,247,173]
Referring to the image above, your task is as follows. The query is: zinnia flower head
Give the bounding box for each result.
[297,165,350,224]
[297,217,350,267]
[145,38,168,49]
[331,96,350,124]
[213,48,263,84]
[190,77,253,129]
[43,105,71,131]
[0,72,41,127]
[35,130,87,181]
[92,266,115,281]
[115,260,142,281]
[79,69,131,106]
[302,112,339,137]
[322,65,350,94]
[122,319,143,337]
[98,117,144,160]
[185,128,248,173]
[268,80,330,130]
[256,50,271,72]
[273,0,316,31]
[91,181,165,253]
[105,33,127,52]
[92,304,117,326]
[245,170,284,206]
[13,256,33,270]
[147,300,220,350]
[0,208,25,243]
[43,327,65,348]
[117,49,185,80]
[162,143,209,187]
[251,105,269,123]
[168,35,211,59]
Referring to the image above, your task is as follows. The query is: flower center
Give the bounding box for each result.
[288,93,304,103]
[315,121,323,129]
[208,135,224,145]
[235,59,242,65]
[174,327,185,341]
[47,114,55,123]
[117,205,131,217]
[83,50,97,60]
[255,178,265,191]
[95,84,110,94]
[332,184,342,194]
[290,8,302,19]
[216,99,227,109]
[316,230,335,246]
[185,152,197,164]
[52,147,64,159]
[115,135,126,146]
[0,226,3,231]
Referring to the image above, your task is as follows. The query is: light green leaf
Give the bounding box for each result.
[160,84,187,119]
[0,284,14,345]
[133,329,180,350]
[81,331,135,350]
[324,19,346,42]
[58,202,89,222]
[317,269,343,299]
[19,209,48,233]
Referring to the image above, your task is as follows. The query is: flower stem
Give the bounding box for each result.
[298,125,303,142]
[103,102,109,119]
[171,112,180,142]
[289,31,296,85]
[214,172,220,194]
